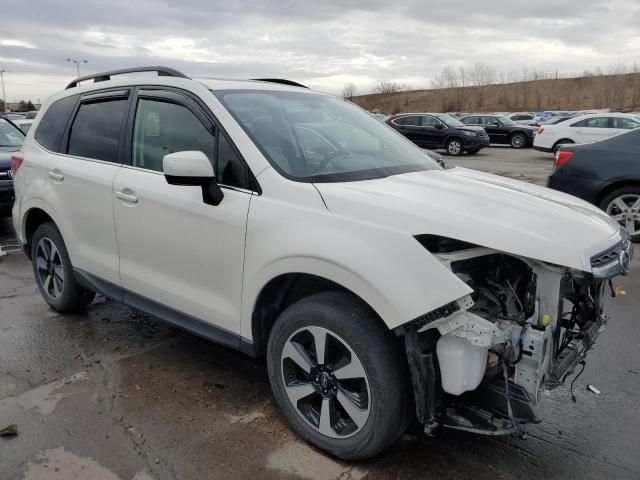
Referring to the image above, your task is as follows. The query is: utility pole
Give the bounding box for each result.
[0,69,7,113]
[67,58,88,77]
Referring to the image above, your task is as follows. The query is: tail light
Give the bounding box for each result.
[10,152,24,176]
[538,127,544,134]
[554,150,573,167]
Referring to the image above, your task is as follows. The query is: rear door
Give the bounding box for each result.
[113,88,253,338]
[570,117,612,143]
[42,89,130,285]
[390,115,424,145]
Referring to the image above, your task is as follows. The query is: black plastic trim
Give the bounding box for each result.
[66,66,189,89]
[73,269,257,356]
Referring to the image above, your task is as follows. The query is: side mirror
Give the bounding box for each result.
[493,122,501,127]
[163,151,224,206]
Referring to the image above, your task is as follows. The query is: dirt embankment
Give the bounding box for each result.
[353,72,640,114]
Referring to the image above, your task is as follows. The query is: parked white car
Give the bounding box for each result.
[10,67,633,460]
[534,112,640,153]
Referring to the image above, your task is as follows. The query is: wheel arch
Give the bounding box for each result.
[22,206,57,259]
[595,179,640,208]
[249,272,386,357]
[552,138,575,149]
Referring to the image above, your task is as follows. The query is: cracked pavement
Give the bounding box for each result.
[1,148,640,479]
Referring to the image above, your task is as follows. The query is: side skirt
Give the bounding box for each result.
[73,269,257,357]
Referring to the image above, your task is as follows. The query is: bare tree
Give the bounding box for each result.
[374,80,402,94]
[469,62,496,86]
[608,61,628,75]
[342,82,357,101]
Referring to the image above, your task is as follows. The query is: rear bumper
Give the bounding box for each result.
[534,145,553,153]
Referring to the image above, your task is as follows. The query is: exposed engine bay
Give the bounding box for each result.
[400,234,632,435]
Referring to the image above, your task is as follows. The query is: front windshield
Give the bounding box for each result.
[213,90,440,182]
[437,115,465,128]
[496,116,516,126]
[0,118,25,148]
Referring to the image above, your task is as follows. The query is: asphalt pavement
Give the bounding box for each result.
[1,146,639,480]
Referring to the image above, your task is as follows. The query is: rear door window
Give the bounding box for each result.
[421,116,440,128]
[34,95,78,152]
[572,117,609,128]
[67,99,128,162]
[393,116,420,126]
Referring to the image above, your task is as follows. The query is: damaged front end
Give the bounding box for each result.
[398,231,633,436]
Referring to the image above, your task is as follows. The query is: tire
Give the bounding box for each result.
[445,137,463,156]
[267,291,411,460]
[466,148,480,155]
[599,187,640,242]
[510,132,527,149]
[553,139,574,153]
[31,222,96,312]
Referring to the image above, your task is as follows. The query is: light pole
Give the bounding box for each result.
[67,58,88,77]
[0,69,7,113]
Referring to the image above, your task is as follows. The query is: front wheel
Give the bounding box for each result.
[600,187,640,242]
[445,137,463,156]
[267,291,410,460]
[31,222,95,312]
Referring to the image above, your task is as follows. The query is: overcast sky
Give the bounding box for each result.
[1,0,640,102]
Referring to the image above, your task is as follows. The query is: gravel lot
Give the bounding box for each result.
[1,146,639,480]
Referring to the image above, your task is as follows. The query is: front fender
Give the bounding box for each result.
[241,191,473,340]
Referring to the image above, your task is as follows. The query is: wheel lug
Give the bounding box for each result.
[322,389,327,395]
[315,376,319,382]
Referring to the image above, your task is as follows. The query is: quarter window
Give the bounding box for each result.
[67,99,128,162]
[34,95,78,152]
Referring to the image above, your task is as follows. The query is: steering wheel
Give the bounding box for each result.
[313,149,349,173]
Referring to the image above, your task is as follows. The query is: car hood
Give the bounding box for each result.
[315,167,620,271]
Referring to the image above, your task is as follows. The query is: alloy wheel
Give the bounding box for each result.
[511,134,525,148]
[606,194,640,236]
[281,326,371,438]
[448,140,462,155]
[35,237,65,299]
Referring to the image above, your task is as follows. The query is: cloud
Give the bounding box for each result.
[0,0,639,101]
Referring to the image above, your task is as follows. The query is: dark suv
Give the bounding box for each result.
[0,115,25,217]
[386,113,489,156]
[460,115,537,149]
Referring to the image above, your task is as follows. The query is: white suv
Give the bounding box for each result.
[11,67,633,459]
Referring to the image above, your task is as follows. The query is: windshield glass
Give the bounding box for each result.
[213,90,440,182]
[0,118,25,148]
[496,116,516,126]
[437,115,465,128]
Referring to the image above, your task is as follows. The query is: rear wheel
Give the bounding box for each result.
[553,139,574,153]
[445,137,463,156]
[510,132,527,149]
[267,291,410,460]
[600,187,640,242]
[31,222,95,312]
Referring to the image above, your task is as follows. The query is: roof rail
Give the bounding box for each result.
[251,78,308,89]
[66,66,189,89]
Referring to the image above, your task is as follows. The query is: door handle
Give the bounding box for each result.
[48,170,64,181]
[115,190,139,204]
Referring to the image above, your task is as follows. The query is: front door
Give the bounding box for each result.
[113,90,253,336]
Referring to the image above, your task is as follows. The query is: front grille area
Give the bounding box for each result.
[591,247,619,268]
